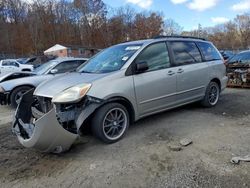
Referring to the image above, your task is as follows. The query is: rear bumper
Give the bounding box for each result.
[12,89,78,153]
[0,92,9,105]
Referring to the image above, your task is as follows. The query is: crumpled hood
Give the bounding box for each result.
[0,74,53,92]
[34,72,109,98]
[0,72,35,82]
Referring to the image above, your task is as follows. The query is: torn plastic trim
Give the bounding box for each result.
[16,108,78,153]
[54,95,104,132]
[12,89,78,153]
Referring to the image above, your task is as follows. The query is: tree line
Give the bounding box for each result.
[0,0,164,56]
[0,0,249,57]
[183,13,250,51]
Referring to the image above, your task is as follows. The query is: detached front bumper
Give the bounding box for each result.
[0,92,9,105]
[12,90,78,153]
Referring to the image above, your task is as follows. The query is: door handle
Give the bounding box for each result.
[167,70,175,76]
[177,69,184,73]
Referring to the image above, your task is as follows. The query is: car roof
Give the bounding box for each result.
[117,36,209,47]
[53,57,89,62]
[239,50,250,54]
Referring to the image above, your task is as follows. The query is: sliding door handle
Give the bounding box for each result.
[177,69,184,73]
[167,70,175,76]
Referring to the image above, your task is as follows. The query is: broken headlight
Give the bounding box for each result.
[52,83,91,104]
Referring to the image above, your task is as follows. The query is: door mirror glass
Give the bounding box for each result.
[136,61,148,73]
[50,69,58,74]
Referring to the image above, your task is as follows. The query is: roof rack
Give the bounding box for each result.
[154,35,206,41]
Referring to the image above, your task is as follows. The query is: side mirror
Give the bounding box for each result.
[50,69,58,74]
[136,61,148,73]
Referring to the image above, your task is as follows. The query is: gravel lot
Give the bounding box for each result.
[0,88,249,188]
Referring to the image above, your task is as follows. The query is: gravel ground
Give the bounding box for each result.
[0,88,249,188]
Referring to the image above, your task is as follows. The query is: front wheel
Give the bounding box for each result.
[201,82,220,107]
[91,103,129,144]
[10,86,33,108]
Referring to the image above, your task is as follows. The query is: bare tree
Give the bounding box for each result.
[163,18,183,35]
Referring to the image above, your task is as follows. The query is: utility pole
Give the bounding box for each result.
[198,23,202,38]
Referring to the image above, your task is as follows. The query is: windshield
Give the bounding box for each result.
[228,52,250,64]
[77,44,142,73]
[33,60,58,75]
[16,58,27,64]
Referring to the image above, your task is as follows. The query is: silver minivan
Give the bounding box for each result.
[13,36,228,153]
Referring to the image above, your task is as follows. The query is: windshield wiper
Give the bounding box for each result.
[81,70,94,73]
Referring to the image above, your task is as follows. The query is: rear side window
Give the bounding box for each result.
[197,42,221,61]
[135,42,171,72]
[170,41,202,66]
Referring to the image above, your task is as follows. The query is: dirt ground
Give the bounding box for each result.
[0,88,249,188]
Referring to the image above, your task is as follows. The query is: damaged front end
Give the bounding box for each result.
[227,63,250,88]
[12,89,102,153]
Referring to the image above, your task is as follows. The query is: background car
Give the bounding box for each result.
[16,57,37,64]
[220,50,234,61]
[227,50,250,65]
[16,57,43,68]
[0,71,35,83]
[226,50,250,87]
[0,57,88,107]
[0,59,33,74]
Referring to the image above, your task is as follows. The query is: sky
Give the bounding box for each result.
[102,0,250,31]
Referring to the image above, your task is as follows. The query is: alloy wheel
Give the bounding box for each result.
[102,107,128,140]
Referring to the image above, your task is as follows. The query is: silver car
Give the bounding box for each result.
[0,57,87,107]
[13,36,228,153]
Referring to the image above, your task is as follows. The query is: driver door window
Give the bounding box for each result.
[135,42,170,72]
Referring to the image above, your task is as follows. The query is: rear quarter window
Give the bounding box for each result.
[197,42,221,61]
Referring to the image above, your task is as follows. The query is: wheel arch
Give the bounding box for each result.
[100,96,136,124]
[9,84,35,103]
[210,78,221,91]
[78,96,136,134]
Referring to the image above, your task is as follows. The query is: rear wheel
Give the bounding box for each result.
[10,86,33,108]
[91,103,129,143]
[201,81,220,107]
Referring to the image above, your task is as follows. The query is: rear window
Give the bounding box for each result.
[197,42,221,61]
[170,41,202,65]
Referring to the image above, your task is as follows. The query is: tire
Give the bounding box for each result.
[10,86,33,108]
[201,81,220,107]
[91,103,129,144]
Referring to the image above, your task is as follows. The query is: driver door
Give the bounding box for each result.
[133,42,177,117]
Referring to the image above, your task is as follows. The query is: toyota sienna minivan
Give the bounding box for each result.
[13,36,228,153]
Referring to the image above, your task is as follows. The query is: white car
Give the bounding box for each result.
[0,59,34,74]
